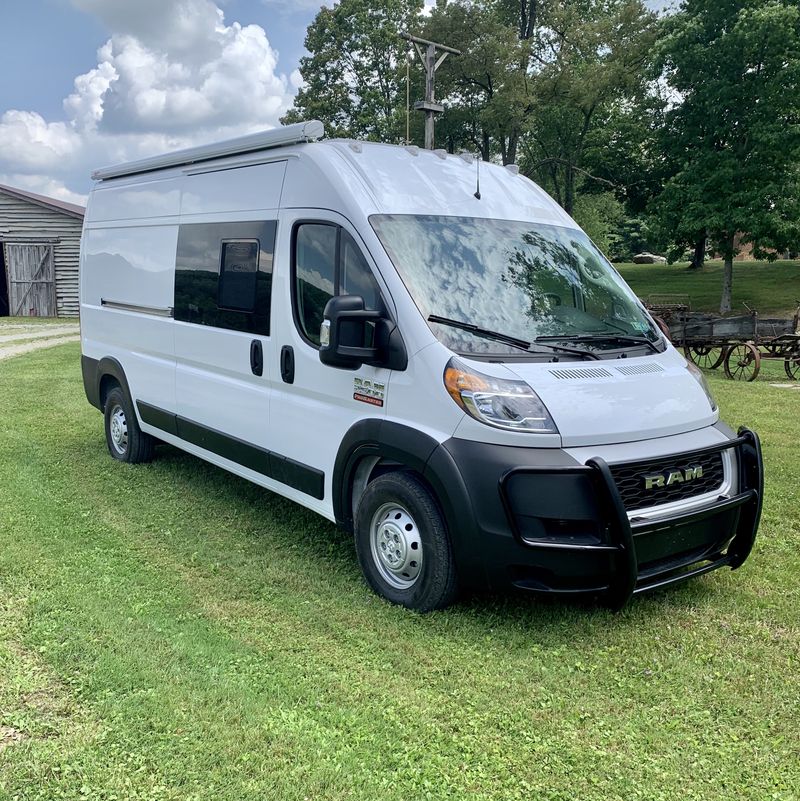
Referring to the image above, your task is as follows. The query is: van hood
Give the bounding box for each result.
[503,350,718,447]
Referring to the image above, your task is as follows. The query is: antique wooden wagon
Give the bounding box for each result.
[646,297,800,382]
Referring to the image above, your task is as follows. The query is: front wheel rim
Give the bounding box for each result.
[369,502,423,590]
[109,404,129,455]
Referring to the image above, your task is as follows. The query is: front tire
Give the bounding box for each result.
[104,386,155,464]
[354,472,458,611]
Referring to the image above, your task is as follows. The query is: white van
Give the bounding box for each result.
[80,121,763,611]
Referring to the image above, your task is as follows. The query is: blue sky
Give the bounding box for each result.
[0,1,317,120]
[0,0,324,202]
[0,0,668,204]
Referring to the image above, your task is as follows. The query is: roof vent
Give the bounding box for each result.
[348,141,363,153]
[505,164,520,175]
[433,149,448,160]
[404,145,420,157]
[458,152,474,164]
[549,367,614,380]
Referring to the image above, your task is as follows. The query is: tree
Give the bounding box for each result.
[653,0,800,312]
[282,0,423,142]
[518,1,658,215]
[420,1,529,161]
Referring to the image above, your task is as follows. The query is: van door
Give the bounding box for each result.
[268,210,392,515]
[172,219,276,474]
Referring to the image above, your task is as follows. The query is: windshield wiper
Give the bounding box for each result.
[536,333,661,354]
[428,315,600,360]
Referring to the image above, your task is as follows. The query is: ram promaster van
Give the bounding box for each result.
[80,120,764,611]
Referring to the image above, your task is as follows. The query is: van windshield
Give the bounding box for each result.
[370,215,660,356]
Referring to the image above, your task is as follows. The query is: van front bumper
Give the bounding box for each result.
[436,428,763,609]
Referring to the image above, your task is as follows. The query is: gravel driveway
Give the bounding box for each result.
[0,322,80,361]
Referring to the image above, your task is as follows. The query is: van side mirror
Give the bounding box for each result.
[319,295,407,371]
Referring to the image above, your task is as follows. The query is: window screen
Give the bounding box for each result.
[174,220,275,334]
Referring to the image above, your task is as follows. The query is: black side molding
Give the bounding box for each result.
[137,401,324,500]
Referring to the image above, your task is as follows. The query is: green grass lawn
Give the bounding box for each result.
[1,343,798,801]
[617,259,800,318]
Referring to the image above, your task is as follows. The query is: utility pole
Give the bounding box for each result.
[400,32,461,150]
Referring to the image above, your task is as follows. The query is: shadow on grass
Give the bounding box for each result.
[131,440,723,641]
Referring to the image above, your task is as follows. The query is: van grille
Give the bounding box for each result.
[610,451,726,512]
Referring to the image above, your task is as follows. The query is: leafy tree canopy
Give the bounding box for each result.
[653,0,800,310]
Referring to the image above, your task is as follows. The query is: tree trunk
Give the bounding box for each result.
[720,234,735,313]
[506,130,519,165]
[564,165,575,216]
[481,131,490,162]
[688,231,706,270]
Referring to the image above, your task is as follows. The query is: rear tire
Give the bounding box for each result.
[103,386,155,464]
[354,472,458,611]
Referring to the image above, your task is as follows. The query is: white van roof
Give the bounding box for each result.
[89,121,576,228]
[318,140,575,227]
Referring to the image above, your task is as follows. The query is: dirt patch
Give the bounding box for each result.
[0,335,80,362]
[0,326,79,345]
[0,725,27,751]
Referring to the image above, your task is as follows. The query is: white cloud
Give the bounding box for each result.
[0,173,88,206]
[0,0,297,199]
[0,111,81,169]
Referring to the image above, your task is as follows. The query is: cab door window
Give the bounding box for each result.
[293,223,382,346]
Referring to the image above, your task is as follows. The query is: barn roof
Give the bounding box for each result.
[0,183,85,220]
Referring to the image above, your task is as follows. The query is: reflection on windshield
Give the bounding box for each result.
[370,215,658,354]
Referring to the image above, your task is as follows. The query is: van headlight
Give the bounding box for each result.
[443,357,558,433]
[685,360,718,412]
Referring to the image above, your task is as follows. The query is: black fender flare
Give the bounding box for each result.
[81,355,133,411]
[332,419,486,588]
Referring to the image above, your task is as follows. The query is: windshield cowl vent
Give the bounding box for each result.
[614,363,665,376]
[549,367,614,380]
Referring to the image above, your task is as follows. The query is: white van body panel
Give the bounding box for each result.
[80,219,178,417]
[267,208,390,506]
[181,161,286,215]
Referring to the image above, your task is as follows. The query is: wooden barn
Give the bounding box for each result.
[0,183,84,318]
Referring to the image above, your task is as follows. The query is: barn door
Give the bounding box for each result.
[5,243,56,317]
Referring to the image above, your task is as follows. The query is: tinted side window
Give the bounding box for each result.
[293,223,383,347]
[295,223,337,346]
[340,230,382,311]
[174,221,275,334]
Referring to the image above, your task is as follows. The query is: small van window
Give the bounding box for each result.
[175,221,275,335]
[293,223,382,346]
[219,240,259,312]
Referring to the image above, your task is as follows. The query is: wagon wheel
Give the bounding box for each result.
[724,343,761,381]
[684,344,726,370]
[785,355,800,380]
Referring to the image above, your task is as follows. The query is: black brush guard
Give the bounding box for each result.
[499,428,764,610]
